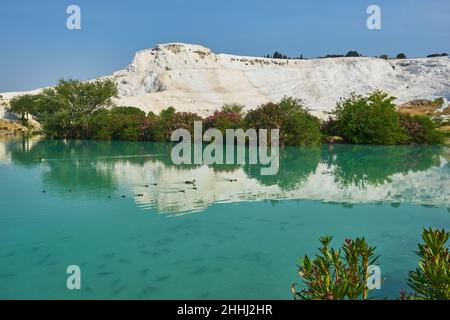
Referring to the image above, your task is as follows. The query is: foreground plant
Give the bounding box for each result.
[402,228,450,300]
[292,236,379,300]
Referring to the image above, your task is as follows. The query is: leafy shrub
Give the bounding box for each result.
[320,117,338,137]
[272,52,288,59]
[245,97,322,146]
[332,91,407,144]
[345,51,361,57]
[171,111,202,137]
[399,113,444,144]
[281,98,322,146]
[220,103,244,115]
[396,53,407,59]
[148,107,176,142]
[23,79,118,139]
[402,228,450,300]
[109,107,146,141]
[9,94,38,125]
[138,115,156,141]
[87,107,145,141]
[204,104,245,135]
[245,103,283,128]
[324,54,345,58]
[292,236,379,300]
[88,109,113,140]
[427,53,449,58]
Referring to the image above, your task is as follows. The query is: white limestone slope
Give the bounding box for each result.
[111,43,450,118]
[1,43,449,118]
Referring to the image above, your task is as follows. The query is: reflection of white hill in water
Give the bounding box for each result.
[0,141,9,164]
[0,136,43,165]
[110,158,450,215]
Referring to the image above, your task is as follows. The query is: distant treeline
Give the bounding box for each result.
[8,79,445,146]
[265,51,448,60]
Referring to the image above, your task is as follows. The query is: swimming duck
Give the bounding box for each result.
[184,180,196,185]
[144,183,158,187]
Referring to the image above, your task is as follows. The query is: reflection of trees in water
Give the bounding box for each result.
[8,139,118,194]
[5,137,43,167]
[5,138,444,195]
[243,147,322,191]
[41,160,116,194]
[323,145,442,188]
[6,139,205,197]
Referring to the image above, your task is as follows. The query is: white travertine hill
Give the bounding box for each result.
[1,43,450,118]
[111,43,450,118]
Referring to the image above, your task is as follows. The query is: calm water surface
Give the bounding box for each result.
[0,137,449,299]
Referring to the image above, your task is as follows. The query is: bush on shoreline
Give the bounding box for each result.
[10,79,118,139]
[245,97,322,146]
[88,106,146,141]
[204,104,245,135]
[332,91,407,144]
[399,113,444,145]
[331,91,443,145]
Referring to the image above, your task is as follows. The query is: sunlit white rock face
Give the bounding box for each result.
[0,140,10,164]
[109,157,450,215]
[110,43,450,118]
[2,43,450,119]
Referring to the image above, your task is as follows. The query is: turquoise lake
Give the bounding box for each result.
[0,137,449,299]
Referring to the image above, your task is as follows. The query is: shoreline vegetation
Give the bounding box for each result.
[4,79,448,145]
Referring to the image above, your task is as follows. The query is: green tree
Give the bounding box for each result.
[345,51,361,57]
[399,113,444,144]
[332,91,407,144]
[280,97,322,146]
[204,104,245,136]
[150,107,176,142]
[87,106,146,141]
[36,79,118,138]
[9,94,38,124]
[245,97,322,146]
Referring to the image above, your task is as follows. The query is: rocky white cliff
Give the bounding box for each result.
[1,43,450,118]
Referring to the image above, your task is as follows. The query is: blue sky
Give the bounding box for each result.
[0,0,449,92]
